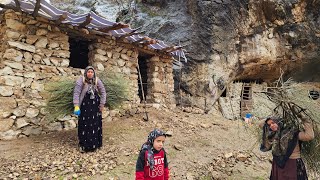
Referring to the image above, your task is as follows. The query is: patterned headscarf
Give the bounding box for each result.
[84,66,96,85]
[260,116,299,168]
[141,129,166,170]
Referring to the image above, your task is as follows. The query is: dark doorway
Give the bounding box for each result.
[69,38,89,69]
[221,89,227,97]
[137,55,149,102]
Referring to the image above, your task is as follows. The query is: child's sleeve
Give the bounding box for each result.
[164,151,169,180]
[135,150,145,180]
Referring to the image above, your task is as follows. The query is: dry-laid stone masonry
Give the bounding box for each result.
[0,9,175,140]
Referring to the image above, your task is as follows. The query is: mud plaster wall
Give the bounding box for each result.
[219,83,242,120]
[219,83,273,120]
[0,10,175,140]
[251,83,276,118]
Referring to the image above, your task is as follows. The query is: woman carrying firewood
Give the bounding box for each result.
[73,66,106,153]
[259,109,314,180]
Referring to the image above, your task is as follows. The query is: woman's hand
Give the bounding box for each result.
[74,105,81,116]
[99,104,104,112]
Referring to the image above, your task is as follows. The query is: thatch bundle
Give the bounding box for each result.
[44,72,130,121]
[255,74,320,174]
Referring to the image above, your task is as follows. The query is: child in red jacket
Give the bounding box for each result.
[136,129,169,180]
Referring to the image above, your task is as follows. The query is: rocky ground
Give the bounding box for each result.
[0,107,274,180]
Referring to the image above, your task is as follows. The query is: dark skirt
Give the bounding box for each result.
[270,158,308,180]
[78,91,102,152]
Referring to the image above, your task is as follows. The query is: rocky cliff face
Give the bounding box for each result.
[50,0,320,108]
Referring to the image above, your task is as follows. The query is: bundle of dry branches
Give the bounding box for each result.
[260,72,320,175]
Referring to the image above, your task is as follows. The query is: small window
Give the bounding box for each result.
[69,38,89,69]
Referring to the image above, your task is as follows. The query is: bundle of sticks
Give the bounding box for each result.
[261,73,320,175]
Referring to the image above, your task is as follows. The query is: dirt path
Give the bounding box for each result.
[0,108,271,179]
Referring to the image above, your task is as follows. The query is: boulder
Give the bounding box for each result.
[0,119,14,132]
[6,19,26,31]
[1,75,24,86]
[0,129,21,140]
[13,108,26,117]
[0,66,14,75]
[3,48,23,61]
[36,29,48,36]
[35,37,48,48]
[15,118,29,129]
[3,61,23,70]
[25,108,40,118]
[8,41,36,53]
[5,29,20,40]
[0,86,13,96]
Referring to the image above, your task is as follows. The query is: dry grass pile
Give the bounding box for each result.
[44,72,130,121]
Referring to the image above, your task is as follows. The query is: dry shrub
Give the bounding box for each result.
[44,72,130,121]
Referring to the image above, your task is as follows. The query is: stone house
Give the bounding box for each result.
[218,80,274,120]
[0,1,186,139]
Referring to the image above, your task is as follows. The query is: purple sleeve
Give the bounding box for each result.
[73,77,83,106]
[97,79,106,105]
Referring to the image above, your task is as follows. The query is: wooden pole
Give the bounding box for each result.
[137,60,149,121]
[32,0,41,17]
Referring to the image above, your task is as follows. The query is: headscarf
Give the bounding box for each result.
[84,66,96,85]
[141,129,166,170]
[84,66,97,99]
[260,116,299,168]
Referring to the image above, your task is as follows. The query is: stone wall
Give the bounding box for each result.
[219,83,242,120]
[88,41,140,105]
[88,42,176,108]
[251,83,276,118]
[146,56,175,108]
[0,10,176,140]
[0,10,78,140]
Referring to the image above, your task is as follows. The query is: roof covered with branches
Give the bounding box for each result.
[0,0,187,60]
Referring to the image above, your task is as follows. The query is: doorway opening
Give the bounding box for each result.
[221,89,227,97]
[137,55,149,102]
[69,37,89,69]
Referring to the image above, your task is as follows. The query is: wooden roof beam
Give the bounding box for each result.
[166,46,183,53]
[78,14,92,28]
[137,37,158,46]
[161,46,175,52]
[133,38,146,44]
[54,13,67,24]
[32,0,41,17]
[117,29,144,41]
[14,0,22,12]
[141,39,158,46]
[132,36,151,44]
[99,23,129,33]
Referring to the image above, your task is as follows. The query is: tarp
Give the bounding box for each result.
[5,0,187,61]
